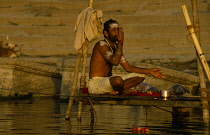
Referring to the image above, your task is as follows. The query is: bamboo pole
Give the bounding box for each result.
[77,101,83,120]
[78,42,88,120]
[80,41,88,89]
[79,0,93,88]
[65,51,82,120]
[181,5,210,82]
[65,119,72,133]
[77,0,94,120]
[89,0,93,8]
[191,0,209,124]
[78,119,82,134]
[66,0,94,120]
[191,0,205,85]
[191,0,207,91]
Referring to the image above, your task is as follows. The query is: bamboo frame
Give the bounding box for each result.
[182,5,210,82]
[65,0,94,120]
[191,0,209,119]
[191,0,207,93]
[191,0,206,89]
[77,0,93,119]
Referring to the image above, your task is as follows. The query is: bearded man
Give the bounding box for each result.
[88,19,165,95]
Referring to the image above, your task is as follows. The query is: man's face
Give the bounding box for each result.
[107,23,119,42]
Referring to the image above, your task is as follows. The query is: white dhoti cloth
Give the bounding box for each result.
[88,73,145,94]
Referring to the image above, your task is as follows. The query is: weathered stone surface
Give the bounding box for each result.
[0,0,209,61]
[0,57,200,98]
[0,58,62,97]
[0,65,14,97]
[60,69,74,99]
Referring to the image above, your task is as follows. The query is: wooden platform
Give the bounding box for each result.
[78,93,201,108]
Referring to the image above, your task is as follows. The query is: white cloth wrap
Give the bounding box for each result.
[88,73,145,94]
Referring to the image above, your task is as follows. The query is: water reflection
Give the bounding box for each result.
[0,98,209,134]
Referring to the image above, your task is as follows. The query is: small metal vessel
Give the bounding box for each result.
[160,90,171,100]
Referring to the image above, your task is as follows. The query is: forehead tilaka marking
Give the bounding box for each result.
[110,23,119,29]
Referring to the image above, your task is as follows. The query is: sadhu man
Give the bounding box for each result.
[88,19,165,95]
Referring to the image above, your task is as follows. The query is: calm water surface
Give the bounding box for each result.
[0,98,209,135]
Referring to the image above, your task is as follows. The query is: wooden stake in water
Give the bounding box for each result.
[190,0,209,122]
[65,52,82,119]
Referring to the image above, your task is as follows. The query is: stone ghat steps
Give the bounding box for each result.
[0,0,209,60]
[0,0,209,16]
[0,33,209,48]
[0,35,209,57]
[0,14,209,43]
[0,16,73,26]
[125,36,210,47]
[0,25,74,37]
[94,2,209,15]
[0,6,80,18]
[0,23,209,38]
[124,47,209,56]
[0,0,209,25]
[0,35,75,56]
[0,10,210,26]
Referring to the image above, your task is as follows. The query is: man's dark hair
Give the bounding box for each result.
[103,19,119,32]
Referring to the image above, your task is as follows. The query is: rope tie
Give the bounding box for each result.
[186,25,200,42]
[187,25,200,31]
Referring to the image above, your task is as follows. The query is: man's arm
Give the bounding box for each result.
[97,26,125,66]
[121,59,165,78]
[121,60,151,74]
[97,41,123,66]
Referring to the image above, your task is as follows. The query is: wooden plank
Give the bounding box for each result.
[78,94,201,108]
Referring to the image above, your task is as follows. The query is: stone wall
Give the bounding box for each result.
[0,65,14,97]
[0,58,62,98]
[0,58,200,99]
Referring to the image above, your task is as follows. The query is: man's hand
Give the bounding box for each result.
[150,68,165,78]
[117,27,124,43]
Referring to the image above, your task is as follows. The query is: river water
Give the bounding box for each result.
[0,98,209,135]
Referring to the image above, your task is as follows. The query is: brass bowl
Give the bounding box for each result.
[160,90,171,98]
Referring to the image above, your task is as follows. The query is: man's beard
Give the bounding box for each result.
[109,36,118,42]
